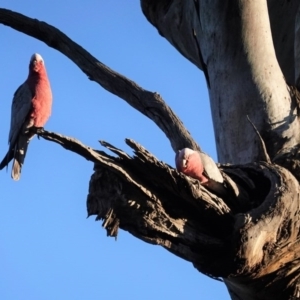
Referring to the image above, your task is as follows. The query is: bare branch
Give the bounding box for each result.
[0,8,198,152]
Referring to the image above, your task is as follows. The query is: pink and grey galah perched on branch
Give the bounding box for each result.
[0,53,52,180]
[175,148,226,196]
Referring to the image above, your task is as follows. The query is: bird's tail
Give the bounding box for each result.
[0,150,14,170]
[11,134,31,181]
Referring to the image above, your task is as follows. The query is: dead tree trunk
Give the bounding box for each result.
[1,1,300,299]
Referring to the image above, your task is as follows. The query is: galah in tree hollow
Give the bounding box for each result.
[175,148,226,196]
[0,53,52,180]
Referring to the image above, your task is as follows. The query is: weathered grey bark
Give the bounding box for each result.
[142,0,300,164]
[2,1,300,299]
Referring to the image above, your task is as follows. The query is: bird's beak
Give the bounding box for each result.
[33,61,39,72]
[182,159,187,169]
[30,60,41,72]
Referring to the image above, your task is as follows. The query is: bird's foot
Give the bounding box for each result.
[31,127,45,139]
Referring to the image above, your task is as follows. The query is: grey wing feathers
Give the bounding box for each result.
[9,82,33,147]
[199,152,228,197]
[199,152,223,183]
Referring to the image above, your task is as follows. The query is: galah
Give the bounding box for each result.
[0,53,52,180]
[175,148,226,195]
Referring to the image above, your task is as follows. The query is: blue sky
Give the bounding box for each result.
[0,1,230,299]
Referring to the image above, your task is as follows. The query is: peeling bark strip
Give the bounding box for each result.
[3,1,300,299]
[226,166,300,300]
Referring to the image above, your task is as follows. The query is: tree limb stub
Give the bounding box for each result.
[225,165,300,299]
[0,8,198,152]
